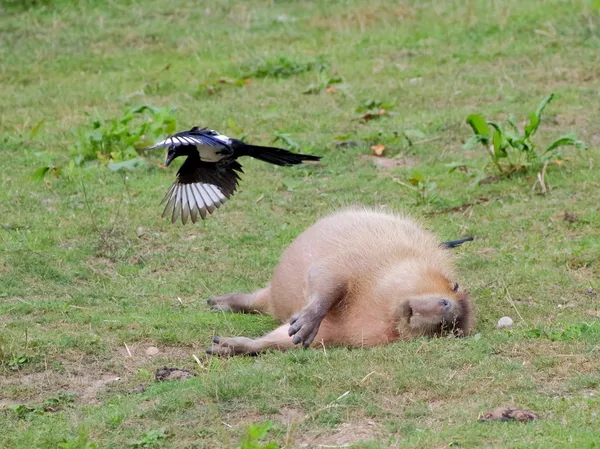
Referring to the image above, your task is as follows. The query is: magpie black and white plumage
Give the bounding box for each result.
[140,127,322,224]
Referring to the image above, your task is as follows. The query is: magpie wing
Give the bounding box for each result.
[139,127,227,152]
[161,158,243,224]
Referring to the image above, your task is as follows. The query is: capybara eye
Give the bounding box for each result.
[452,283,459,292]
[439,299,451,310]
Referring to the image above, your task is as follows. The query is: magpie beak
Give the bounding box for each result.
[165,151,176,167]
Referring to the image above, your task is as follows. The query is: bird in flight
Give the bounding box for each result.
[140,127,321,224]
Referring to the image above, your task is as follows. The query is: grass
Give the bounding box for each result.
[1,0,599,447]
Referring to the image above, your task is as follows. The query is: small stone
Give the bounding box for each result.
[145,346,159,356]
[497,316,513,328]
[136,227,145,237]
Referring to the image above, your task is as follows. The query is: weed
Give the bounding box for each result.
[7,404,42,419]
[357,99,396,121]
[57,426,99,449]
[7,392,76,419]
[7,354,29,371]
[465,93,588,175]
[34,105,177,179]
[73,105,176,165]
[523,323,599,341]
[43,392,77,412]
[302,75,345,94]
[240,56,327,79]
[237,422,279,449]
[129,429,168,448]
[196,77,251,97]
[356,99,396,113]
[394,172,439,206]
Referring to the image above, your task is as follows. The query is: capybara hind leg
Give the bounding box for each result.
[207,324,296,356]
[288,266,347,348]
[207,287,271,314]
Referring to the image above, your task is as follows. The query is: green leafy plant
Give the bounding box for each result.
[7,404,42,419]
[34,105,177,180]
[57,426,99,449]
[465,93,587,174]
[7,354,29,371]
[42,392,77,412]
[72,105,176,165]
[523,323,599,341]
[394,172,438,206]
[240,56,328,79]
[7,392,76,419]
[130,428,168,448]
[237,422,279,449]
[196,76,251,97]
[302,75,345,94]
[356,98,396,121]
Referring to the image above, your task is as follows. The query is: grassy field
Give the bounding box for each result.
[1,0,599,447]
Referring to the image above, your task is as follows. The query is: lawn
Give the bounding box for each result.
[1,0,599,448]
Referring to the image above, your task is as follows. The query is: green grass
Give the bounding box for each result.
[1,0,599,447]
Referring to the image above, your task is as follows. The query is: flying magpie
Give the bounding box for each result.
[140,127,322,224]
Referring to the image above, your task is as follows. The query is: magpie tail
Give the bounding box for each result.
[441,237,474,249]
[242,145,321,166]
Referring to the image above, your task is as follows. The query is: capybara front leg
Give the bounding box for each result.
[288,266,347,348]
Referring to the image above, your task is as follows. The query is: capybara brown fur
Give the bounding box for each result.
[207,207,474,356]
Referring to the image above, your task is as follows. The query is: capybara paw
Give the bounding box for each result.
[206,336,255,356]
[206,294,238,312]
[288,310,322,348]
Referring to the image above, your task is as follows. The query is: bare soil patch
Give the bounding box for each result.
[360,155,420,171]
[293,420,382,448]
[1,369,120,405]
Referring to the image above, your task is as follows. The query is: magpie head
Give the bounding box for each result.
[165,145,194,167]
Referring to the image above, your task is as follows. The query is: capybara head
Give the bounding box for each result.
[377,263,475,338]
[398,286,473,337]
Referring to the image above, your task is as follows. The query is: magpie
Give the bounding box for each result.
[140,127,322,224]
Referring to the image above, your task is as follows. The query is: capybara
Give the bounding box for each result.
[207,207,474,356]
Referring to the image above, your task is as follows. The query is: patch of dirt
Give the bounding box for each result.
[563,211,579,223]
[478,175,500,185]
[473,247,497,260]
[335,140,362,148]
[81,374,121,403]
[1,370,120,405]
[479,407,538,422]
[360,154,420,171]
[116,342,196,360]
[3,343,200,406]
[155,367,194,381]
[278,406,305,423]
[309,4,414,32]
[225,407,306,428]
[293,420,382,448]
[0,261,12,275]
